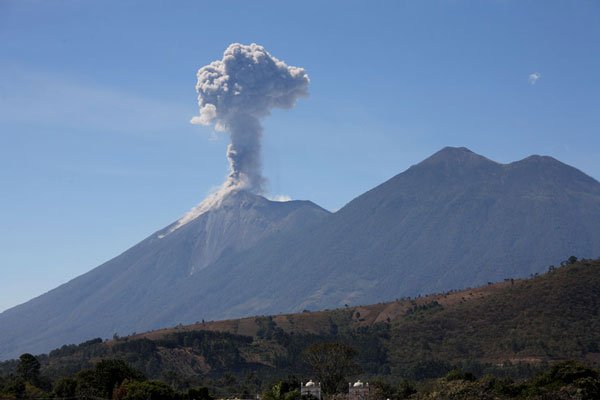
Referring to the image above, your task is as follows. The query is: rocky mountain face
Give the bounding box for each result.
[0,191,329,359]
[1,147,599,360]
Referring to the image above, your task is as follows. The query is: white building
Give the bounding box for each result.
[300,380,322,400]
[348,380,370,400]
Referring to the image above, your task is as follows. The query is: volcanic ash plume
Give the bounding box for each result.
[163,44,309,236]
[191,43,310,193]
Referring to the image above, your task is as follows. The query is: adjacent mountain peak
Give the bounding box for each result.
[409,148,595,187]
[421,147,569,168]
[512,154,566,167]
[506,154,600,190]
[417,146,498,169]
[520,154,558,162]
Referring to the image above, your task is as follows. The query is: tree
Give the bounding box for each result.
[369,379,394,400]
[114,380,179,400]
[2,377,25,399]
[262,380,300,400]
[528,361,600,399]
[303,342,359,395]
[53,377,77,398]
[16,353,40,384]
[397,379,417,399]
[568,255,579,264]
[76,359,145,399]
[188,386,213,400]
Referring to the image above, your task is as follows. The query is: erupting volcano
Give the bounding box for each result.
[164,43,310,237]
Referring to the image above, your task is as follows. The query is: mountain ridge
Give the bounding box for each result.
[1,147,599,360]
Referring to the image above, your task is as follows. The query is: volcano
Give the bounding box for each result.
[1,147,600,360]
[0,190,329,359]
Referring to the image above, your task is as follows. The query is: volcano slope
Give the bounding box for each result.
[1,147,600,360]
[0,191,329,359]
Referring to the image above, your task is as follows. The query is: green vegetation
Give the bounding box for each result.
[410,361,600,399]
[1,258,599,399]
[2,356,599,399]
[261,377,300,400]
[303,342,359,394]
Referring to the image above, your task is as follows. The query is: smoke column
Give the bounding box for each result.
[162,44,309,236]
[191,43,310,193]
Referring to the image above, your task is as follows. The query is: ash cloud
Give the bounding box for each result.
[191,43,310,193]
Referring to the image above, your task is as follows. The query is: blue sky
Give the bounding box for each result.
[1,0,599,312]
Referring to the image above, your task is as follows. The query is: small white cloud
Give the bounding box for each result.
[529,72,541,85]
[268,194,292,202]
